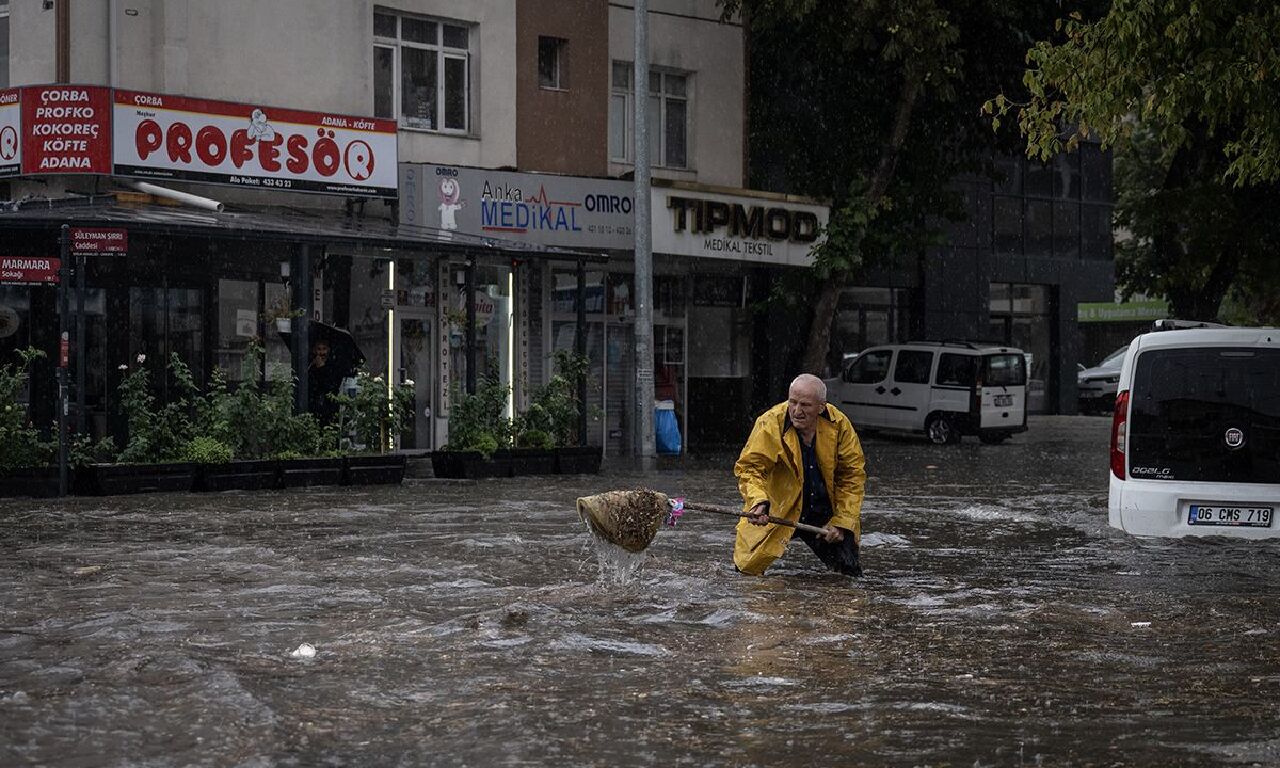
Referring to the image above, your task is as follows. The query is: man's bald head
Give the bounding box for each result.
[789,373,827,404]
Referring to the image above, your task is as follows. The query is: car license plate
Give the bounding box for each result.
[993,394,1013,407]
[1187,504,1274,528]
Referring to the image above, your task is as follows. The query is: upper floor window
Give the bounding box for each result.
[538,37,567,90]
[374,10,471,133]
[0,0,10,88]
[609,62,688,169]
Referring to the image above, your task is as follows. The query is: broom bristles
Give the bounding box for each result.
[576,489,670,553]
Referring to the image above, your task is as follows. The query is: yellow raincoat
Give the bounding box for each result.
[733,401,866,575]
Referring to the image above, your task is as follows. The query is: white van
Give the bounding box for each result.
[829,341,1029,444]
[1108,322,1280,538]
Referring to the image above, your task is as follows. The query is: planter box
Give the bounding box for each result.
[430,450,514,479]
[279,457,345,488]
[343,453,406,486]
[198,460,282,493]
[0,466,63,498]
[510,448,557,476]
[555,446,603,475]
[85,462,197,496]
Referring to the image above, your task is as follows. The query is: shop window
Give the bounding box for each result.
[1081,142,1112,202]
[992,196,1022,257]
[609,61,689,169]
[1053,201,1080,260]
[373,10,471,132]
[1024,158,1054,198]
[1054,152,1080,200]
[538,36,567,90]
[831,286,911,364]
[1081,204,1113,260]
[1025,200,1052,258]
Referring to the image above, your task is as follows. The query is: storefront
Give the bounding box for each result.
[399,163,833,455]
[0,84,598,452]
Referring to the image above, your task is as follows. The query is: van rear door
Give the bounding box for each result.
[1128,347,1280,483]
[979,353,1027,430]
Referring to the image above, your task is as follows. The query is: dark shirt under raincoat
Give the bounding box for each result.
[733,401,867,575]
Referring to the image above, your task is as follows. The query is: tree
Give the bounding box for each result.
[987,1,1280,322]
[726,0,1072,373]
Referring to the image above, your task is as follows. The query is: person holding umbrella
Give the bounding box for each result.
[307,339,344,423]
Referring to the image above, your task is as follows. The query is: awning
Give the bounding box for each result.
[0,195,609,261]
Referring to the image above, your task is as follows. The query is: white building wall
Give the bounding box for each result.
[608,0,744,188]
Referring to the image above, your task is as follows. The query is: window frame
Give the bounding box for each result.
[373,9,472,135]
[609,61,690,170]
[538,36,567,91]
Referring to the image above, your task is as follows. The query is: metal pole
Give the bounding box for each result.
[465,258,477,395]
[633,0,655,460]
[75,252,86,436]
[57,226,69,496]
[576,259,588,446]
[292,244,312,415]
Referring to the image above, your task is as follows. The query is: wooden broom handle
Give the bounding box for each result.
[681,501,830,536]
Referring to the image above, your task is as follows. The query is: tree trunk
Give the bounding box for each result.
[800,72,921,374]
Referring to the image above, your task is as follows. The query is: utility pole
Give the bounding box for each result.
[633,0,655,461]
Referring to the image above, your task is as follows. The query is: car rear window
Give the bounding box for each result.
[982,354,1026,387]
[1129,347,1280,484]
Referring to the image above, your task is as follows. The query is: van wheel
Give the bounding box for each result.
[979,431,1008,445]
[926,414,958,445]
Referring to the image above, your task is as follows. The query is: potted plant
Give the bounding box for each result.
[0,348,57,497]
[330,370,412,485]
[431,374,515,479]
[84,353,201,495]
[263,296,306,334]
[201,343,341,490]
[526,350,601,475]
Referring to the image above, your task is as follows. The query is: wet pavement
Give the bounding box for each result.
[3,415,1280,767]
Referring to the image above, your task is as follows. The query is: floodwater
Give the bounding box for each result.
[3,416,1280,767]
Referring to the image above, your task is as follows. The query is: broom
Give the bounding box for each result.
[576,489,828,553]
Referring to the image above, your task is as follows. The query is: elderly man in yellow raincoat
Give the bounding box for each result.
[734,373,866,576]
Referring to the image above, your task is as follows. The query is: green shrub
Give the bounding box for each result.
[0,348,53,471]
[444,374,512,456]
[182,435,233,464]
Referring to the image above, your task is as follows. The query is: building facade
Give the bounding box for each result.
[2,0,825,456]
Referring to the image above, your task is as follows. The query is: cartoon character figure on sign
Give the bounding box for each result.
[247,108,276,141]
[438,177,464,239]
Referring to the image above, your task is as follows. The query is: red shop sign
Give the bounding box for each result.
[0,256,61,285]
[19,85,112,175]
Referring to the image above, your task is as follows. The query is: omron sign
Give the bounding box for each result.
[0,85,397,198]
[652,187,828,266]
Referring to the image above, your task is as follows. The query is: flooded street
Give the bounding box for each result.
[3,416,1280,767]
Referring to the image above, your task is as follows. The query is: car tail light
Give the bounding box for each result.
[1110,389,1129,478]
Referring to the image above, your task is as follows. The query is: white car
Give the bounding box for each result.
[1108,321,1280,538]
[830,341,1028,444]
[1077,346,1127,414]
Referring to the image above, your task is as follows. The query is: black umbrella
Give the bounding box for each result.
[278,319,366,379]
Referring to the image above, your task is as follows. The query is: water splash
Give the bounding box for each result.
[583,517,646,586]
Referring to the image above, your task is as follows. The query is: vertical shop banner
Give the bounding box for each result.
[113,90,398,198]
[19,85,113,175]
[0,89,21,177]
